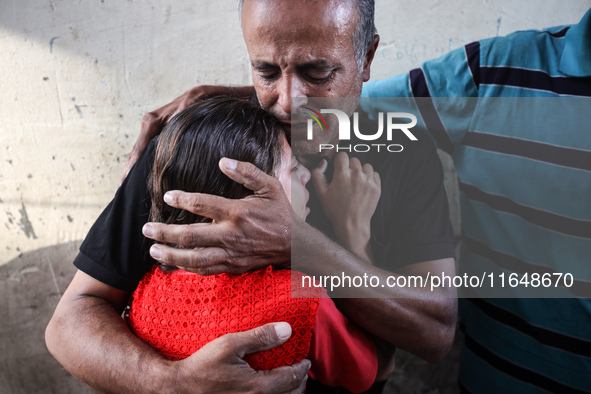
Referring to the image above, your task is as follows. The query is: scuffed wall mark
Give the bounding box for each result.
[6,210,14,225]
[54,70,65,129]
[72,97,86,118]
[70,162,76,171]
[49,36,60,53]
[67,215,73,222]
[8,266,40,282]
[45,254,62,297]
[18,201,37,239]
[496,17,502,36]
[121,27,135,103]
[20,267,39,275]
[43,77,49,81]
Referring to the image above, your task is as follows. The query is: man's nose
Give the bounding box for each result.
[277,76,308,115]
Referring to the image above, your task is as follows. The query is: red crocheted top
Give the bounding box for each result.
[127,265,377,392]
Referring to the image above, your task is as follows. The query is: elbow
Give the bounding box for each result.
[421,320,456,363]
[45,313,61,361]
[417,300,458,363]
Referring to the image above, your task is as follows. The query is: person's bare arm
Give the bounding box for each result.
[122,85,255,182]
[142,159,457,363]
[292,219,457,363]
[45,270,309,394]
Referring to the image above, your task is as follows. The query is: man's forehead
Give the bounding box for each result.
[241,0,358,31]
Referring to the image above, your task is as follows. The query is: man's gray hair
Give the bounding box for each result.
[238,0,376,71]
[353,0,377,70]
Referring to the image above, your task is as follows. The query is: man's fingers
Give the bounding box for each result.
[219,158,281,196]
[143,222,223,246]
[163,190,232,219]
[256,360,311,394]
[362,162,374,176]
[224,322,292,357]
[333,151,350,174]
[311,159,329,196]
[148,243,230,268]
[183,263,232,276]
[349,157,362,171]
[287,371,309,394]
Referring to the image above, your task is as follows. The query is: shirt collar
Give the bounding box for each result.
[560,8,591,77]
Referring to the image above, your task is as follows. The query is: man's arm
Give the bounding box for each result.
[45,270,310,394]
[292,218,457,363]
[143,159,457,363]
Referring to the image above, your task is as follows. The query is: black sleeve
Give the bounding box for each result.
[73,140,156,291]
[370,136,456,271]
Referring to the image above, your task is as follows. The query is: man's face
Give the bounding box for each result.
[242,0,373,156]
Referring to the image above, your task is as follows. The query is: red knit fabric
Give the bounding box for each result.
[127,265,322,370]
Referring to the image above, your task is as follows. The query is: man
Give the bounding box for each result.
[360,8,591,393]
[46,0,457,392]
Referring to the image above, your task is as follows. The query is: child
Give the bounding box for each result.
[126,97,381,392]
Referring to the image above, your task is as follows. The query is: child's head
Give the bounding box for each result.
[149,97,310,227]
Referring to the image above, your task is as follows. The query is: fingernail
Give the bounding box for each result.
[150,245,162,260]
[163,193,173,204]
[142,224,154,238]
[274,322,292,339]
[221,158,237,171]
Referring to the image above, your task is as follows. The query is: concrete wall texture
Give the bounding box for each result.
[1,0,589,265]
[1,0,589,393]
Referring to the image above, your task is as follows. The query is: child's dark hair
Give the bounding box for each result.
[148,97,286,268]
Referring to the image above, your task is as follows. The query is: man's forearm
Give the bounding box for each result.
[46,293,173,393]
[292,219,457,362]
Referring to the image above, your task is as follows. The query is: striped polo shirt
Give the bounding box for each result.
[362,8,591,394]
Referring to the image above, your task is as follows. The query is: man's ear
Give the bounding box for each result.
[362,34,380,82]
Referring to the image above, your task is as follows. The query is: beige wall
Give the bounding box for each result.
[1,0,589,265]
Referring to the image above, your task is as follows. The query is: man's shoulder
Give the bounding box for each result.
[479,23,573,64]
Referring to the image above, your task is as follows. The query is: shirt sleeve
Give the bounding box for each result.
[361,41,481,150]
[307,295,378,393]
[73,140,156,291]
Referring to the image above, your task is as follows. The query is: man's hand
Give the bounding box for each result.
[142,157,291,275]
[173,322,310,394]
[46,271,309,394]
[122,85,255,182]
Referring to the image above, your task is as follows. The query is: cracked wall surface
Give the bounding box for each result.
[1,0,589,266]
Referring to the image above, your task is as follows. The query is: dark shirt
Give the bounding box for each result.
[74,110,454,290]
